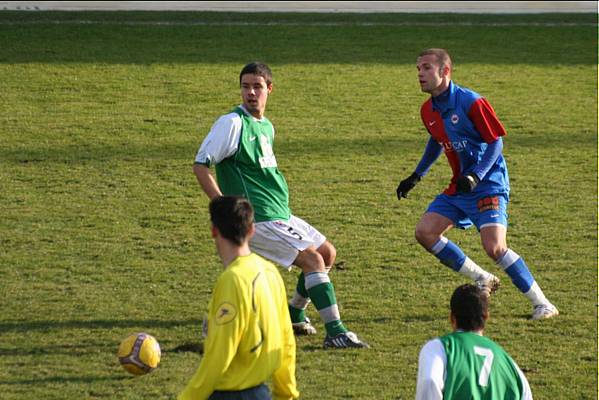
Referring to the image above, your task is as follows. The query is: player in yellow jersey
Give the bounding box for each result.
[179,196,299,400]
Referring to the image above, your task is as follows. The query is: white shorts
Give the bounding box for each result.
[250,215,327,269]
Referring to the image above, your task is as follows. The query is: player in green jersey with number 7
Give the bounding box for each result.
[415,284,532,399]
[192,62,368,349]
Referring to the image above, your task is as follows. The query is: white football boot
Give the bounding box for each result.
[292,317,317,335]
[475,273,501,295]
[531,303,559,320]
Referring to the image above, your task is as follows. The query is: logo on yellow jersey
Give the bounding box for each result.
[215,302,237,325]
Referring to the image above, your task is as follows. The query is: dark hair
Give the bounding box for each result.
[209,196,254,246]
[239,62,273,86]
[450,284,489,331]
[418,48,452,74]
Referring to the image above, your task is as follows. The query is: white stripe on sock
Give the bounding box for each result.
[289,292,311,309]
[304,272,330,290]
[318,304,340,324]
[430,237,449,255]
[496,249,519,270]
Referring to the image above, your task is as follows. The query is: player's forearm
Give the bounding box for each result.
[414,137,443,177]
[193,163,222,200]
[471,138,503,180]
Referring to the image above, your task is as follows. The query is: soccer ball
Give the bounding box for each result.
[117,332,161,375]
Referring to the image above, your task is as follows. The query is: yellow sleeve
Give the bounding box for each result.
[271,273,300,400]
[178,274,246,400]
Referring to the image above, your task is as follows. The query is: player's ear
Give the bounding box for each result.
[449,312,457,330]
[247,223,256,240]
[267,82,273,94]
[482,310,489,322]
[443,64,451,78]
[211,224,219,239]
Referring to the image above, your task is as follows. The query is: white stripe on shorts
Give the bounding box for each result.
[480,222,505,230]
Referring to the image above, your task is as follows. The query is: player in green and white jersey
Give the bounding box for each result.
[415,284,532,399]
[192,62,368,349]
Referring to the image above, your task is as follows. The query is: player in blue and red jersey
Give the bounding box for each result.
[397,48,558,320]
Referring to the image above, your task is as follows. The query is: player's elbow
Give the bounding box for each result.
[192,163,204,175]
[193,163,210,180]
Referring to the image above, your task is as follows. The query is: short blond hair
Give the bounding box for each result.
[419,48,452,75]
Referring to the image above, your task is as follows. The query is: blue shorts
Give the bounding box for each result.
[209,384,270,400]
[426,192,509,230]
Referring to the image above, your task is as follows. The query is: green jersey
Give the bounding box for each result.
[440,332,525,400]
[196,106,291,222]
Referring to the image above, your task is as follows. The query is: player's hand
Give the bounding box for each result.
[456,173,480,193]
[396,173,421,200]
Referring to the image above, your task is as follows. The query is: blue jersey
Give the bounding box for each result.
[420,81,510,196]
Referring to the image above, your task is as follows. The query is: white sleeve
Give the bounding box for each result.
[194,112,242,166]
[415,338,446,400]
[512,360,533,400]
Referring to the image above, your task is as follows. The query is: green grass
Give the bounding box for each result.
[0,11,597,400]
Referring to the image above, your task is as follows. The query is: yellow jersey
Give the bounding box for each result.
[179,253,299,400]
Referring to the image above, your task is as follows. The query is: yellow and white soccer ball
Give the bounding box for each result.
[117,332,161,375]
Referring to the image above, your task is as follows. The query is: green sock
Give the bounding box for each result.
[288,273,309,323]
[297,272,309,298]
[306,280,348,336]
[325,320,347,337]
[288,305,305,324]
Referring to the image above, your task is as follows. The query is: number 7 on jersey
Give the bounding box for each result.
[473,346,494,387]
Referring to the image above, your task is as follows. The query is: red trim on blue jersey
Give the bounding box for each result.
[468,98,507,143]
[421,98,460,195]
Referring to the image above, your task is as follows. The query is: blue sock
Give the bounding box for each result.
[497,249,534,293]
[430,237,466,272]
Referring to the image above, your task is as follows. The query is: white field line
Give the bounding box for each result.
[0,1,596,13]
[0,19,595,27]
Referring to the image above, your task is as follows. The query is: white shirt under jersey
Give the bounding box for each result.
[415,337,533,400]
[195,105,271,166]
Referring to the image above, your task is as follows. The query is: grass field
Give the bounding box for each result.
[0,10,597,400]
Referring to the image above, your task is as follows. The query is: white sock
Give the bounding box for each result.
[457,257,493,281]
[289,292,311,310]
[524,282,549,306]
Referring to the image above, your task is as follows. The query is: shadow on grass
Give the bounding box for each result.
[0,375,127,385]
[0,341,205,356]
[0,318,201,333]
[170,341,203,354]
[0,342,118,356]
[1,136,420,165]
[0,12,596,65]
[3,132,595,166]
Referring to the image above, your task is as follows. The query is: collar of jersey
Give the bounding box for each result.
[431,80,457,114]
[239,104,266,122]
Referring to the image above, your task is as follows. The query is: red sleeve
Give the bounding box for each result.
[468,98,507,143]
[420,99,433,135]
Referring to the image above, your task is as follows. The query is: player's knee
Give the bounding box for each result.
[415,225,435,249]
[484,243,506,261]
[295,248,326,273]
[318,242,336,268]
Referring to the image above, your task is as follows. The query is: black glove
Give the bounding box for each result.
[456,173,480,193]
[396,173,421,200]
